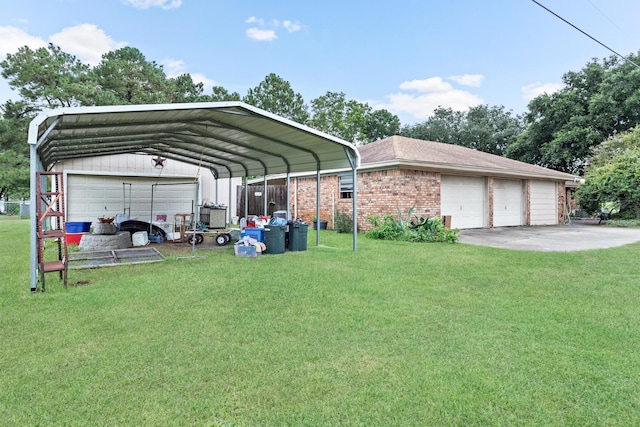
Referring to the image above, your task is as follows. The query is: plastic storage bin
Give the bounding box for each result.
[67,221,91,233]
[132,231,149,246]
[263,226,286,254]
[234,242,258,257]
[241,227,264,242]
[273,210,288,220]
[288,223,308,251]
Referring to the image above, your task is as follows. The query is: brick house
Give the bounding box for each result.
[257,135,578,231]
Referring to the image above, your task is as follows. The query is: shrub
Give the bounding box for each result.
[366,207,459,243]
[334,210,353,233]
[606,219,640,228]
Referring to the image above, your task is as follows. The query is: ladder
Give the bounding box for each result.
[35,171,68,291]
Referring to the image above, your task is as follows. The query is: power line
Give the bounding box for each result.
[531,0,640,70]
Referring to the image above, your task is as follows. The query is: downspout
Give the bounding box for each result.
[294,178,298,219]
[344,146,359,251]
[263,175,268,216]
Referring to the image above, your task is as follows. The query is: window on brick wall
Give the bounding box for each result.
[339,174,353,199]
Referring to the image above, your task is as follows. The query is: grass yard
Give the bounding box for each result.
[1,217,640,426]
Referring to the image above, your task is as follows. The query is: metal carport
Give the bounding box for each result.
[28,102,360,291]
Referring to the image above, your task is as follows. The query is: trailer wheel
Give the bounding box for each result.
[215,234,228,246]
[188,234,204,245]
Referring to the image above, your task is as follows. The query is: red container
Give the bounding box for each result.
[66,232,84,245]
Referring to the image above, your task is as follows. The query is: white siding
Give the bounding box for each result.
[493,179,523,227]
[530,181,557,225]
[66,175,198,224]
[56,153,241,222]
[441,176,486,229]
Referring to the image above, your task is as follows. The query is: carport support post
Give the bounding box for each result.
[243,177,248,220]
[29,145,42,292]
[286,173,291,220]
[352,166,357,251]
[228,178,232,226]
[316,169,321,246]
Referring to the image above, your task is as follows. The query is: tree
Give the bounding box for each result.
[0,101,34,199]
[576,126,640,218]
[400,107,465,144]
[401,105,523,156]
[88,47,169,105]
[243,73,309,123]
[308,91,400,144]
[165,74,206,103]
[0,43,91,109]
[364,108,401,142]
[507,53,640,174]
[210,86,241,102]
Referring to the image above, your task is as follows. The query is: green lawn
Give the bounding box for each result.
[2,217,640,426]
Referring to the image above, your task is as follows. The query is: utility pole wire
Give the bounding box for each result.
[531,0,640,70]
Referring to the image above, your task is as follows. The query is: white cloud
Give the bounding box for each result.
[448,74,484,87]
[246,27,277,42]
[162,58,187,76]
[521,82,562,101]
[0,26,47,57]
[245,16,302,41]
[162,59,217,88]
[282,20,301,33]
[376,76,484,123]
[50,24,126,66]
[245,16,264,25]
[190,72,216,89]
[122,0,182,10]
[399,77,454,94]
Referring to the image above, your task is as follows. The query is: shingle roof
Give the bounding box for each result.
[358,135,577,181]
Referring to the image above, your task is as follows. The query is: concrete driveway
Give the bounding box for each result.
[457,220,640,252]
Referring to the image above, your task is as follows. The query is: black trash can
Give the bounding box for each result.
[263,226,286,254]
[288,223,308,251]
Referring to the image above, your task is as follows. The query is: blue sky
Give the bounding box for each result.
[1,0,639,125]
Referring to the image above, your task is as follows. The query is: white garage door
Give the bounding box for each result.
[67,175,198,223]
[493,179,523,227]
[530,181,557,225]
[441,175,486,229]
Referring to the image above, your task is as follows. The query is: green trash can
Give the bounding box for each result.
[264,225,286,254]
[288,223,308,251]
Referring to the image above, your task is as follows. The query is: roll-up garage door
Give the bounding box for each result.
[441,175,486,229]
[530,181,558,225]
[66,174,198,223]
[493,179,523,227]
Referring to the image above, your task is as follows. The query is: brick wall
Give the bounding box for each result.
[291,169,441,231]
[288,169,568,231]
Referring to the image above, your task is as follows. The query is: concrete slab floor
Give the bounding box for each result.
[457,220,640,252]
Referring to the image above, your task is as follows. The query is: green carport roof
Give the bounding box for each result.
[28,101,360,179]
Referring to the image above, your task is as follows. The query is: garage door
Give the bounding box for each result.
[441,175,486,229]
[530,181,557,225]
[66,175,198,223]
[493,179,523,227]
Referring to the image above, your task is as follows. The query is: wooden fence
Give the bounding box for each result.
[236,185,288,217]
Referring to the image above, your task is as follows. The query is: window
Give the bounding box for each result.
[339,174,353,199]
